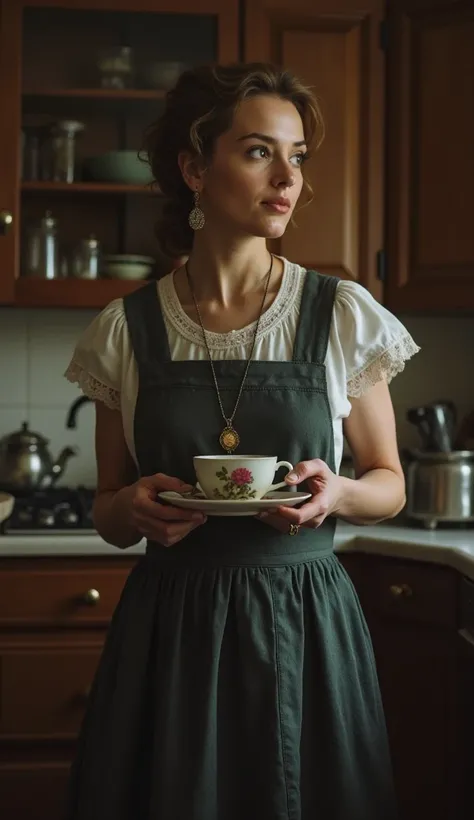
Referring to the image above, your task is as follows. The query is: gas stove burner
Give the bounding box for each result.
[1,486,96,533]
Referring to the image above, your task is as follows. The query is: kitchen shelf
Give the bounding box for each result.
[15,278,149,309]
[22,88,166,101]
[21,182,158,195]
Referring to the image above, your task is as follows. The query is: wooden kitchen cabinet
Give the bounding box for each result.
[244,0,386,300]
[0,0,239,308]
[340,553,468,820]
[0,0,18,303]
[371,613,457,820]
[0,762,72,820]
[385,0,474,312]
[0,554,137,820]
[2,0,473,312]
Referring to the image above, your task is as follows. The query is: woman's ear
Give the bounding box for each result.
[178,151,206,193]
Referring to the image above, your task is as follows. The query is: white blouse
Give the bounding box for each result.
[65,259,420,472]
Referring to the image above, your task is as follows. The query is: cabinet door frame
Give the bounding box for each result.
[0,0,239,307]
[385,0,474,312]
[244,0,386,299]
[0,0,22,304]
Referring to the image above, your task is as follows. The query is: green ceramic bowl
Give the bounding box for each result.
[85,151,153,185]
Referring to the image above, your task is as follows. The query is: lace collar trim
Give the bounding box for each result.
[158,258,303,350]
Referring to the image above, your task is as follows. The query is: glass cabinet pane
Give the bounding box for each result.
[19,6,221,283]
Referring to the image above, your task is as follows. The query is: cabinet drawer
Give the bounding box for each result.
[367,559,457,627]
[0,643,102,738]
[0,762,70,820]
[0,566,131,626]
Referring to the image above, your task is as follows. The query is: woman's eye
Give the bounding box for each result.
[290,152,307,167]
[247,145,269,160]
[246,146,308,165]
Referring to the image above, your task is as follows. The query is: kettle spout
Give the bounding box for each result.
[50,446,78,484]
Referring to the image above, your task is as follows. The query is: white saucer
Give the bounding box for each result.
[158,491,312,517]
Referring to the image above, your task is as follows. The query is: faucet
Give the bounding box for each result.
[66,396,92,429]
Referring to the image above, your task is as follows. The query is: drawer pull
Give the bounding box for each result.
[389,583,413,599]
[83,588,100,605]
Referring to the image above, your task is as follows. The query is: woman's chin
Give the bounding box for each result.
[252,216,290,240]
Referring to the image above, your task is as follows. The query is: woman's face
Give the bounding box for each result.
[200,94,307,240]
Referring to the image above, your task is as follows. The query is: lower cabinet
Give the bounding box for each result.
[372,621,456,820]
[0,760,72,820]
[0,555,135,820]
[0,552,471,820]
[339,553,467,820]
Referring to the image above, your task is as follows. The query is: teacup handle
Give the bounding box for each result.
[269,461,294,492]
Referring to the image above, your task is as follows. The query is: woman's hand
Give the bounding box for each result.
[129,473,207,547]
[258,459,343,532]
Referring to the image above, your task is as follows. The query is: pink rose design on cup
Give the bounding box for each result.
[213,466,257,499]
[231,468,253,486]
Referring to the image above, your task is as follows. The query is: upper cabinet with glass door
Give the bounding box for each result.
[0,0,238,307]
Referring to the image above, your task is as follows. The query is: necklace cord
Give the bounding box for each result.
[185,255,274,427]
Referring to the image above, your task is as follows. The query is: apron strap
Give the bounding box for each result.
[123,281,171,365]
[292,270,339,364]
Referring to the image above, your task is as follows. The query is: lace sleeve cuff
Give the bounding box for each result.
[346,333,420,398]
[64,360,121,411]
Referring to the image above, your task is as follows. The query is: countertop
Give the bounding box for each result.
[1,519,474,579]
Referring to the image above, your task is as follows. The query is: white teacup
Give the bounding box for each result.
[193,455,294,501]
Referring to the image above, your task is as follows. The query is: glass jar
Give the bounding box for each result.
[71,235,100,280]
[97,46,134,89]
[50,120,85,183]
[22,211,59,279]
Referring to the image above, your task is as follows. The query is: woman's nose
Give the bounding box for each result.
[271,160,296,189]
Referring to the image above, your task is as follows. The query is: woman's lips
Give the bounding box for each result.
[262,199,291,214]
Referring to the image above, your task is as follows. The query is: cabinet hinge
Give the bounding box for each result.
[376,249,386,282]
[379,19,388,52]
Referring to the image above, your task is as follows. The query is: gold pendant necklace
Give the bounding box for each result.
[219,425,240,453]
[185,255,274,454]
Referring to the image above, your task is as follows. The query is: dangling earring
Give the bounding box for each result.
[188,190,205,230]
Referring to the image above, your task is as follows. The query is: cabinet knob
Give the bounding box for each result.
[0,209,13,235]
[389,583,413,599]
[83,588,100,605]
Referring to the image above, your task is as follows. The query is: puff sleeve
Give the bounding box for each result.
[329,280,420,398]
[64,299,127,411]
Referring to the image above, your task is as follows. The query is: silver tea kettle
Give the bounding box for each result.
[0,422,77,495]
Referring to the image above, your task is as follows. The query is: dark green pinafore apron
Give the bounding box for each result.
[67,271,397,820]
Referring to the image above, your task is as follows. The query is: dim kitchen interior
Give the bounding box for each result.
[0,1,474,819]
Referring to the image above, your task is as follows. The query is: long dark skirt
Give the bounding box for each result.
[66,550,397,820]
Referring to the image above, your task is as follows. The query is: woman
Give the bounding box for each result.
[65,63,419,820]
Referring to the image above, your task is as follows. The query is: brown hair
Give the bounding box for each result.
[143,62,324,259]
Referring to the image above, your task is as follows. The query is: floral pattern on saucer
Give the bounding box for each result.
[213,467,257,500]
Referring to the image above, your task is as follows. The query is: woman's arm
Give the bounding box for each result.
[92,401,207,549]
[92,401,142,548]
[261,379,406,532]
[337,379,406,524]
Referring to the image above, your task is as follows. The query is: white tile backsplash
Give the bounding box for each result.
[390,314,474,449]
[0,310,29,406]
[0,304,473,488]
[0,307,97,487]
[28,309,98,407]
[0,406,28,438]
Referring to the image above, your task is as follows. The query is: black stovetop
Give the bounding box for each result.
[1,486,95,533]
